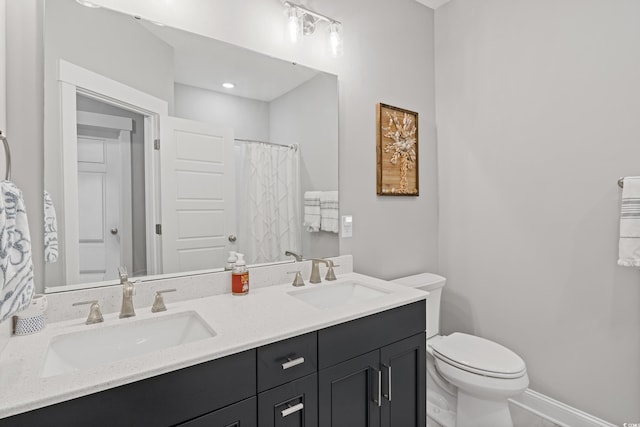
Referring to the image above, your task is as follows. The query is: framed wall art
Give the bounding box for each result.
[376,103,419,196]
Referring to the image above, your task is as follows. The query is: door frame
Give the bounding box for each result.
[58,60,168,285]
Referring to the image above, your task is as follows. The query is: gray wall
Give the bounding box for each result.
[270,74,339,260]
[435,0,640,424]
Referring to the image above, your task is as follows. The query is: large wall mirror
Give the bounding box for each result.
[43,0,339,292]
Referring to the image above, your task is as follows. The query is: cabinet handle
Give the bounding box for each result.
[281,402,304,417]
[281,356,305,370]
[383,364,392,401]
[370,367,382,407]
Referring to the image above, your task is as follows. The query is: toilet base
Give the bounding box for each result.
[456,390,514,427]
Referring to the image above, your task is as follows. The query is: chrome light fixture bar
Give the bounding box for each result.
[284,1,343,57]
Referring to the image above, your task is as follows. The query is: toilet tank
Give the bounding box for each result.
[392,273,446,339]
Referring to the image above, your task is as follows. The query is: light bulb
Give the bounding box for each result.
[328,22,343,58]
[287,7,302,43]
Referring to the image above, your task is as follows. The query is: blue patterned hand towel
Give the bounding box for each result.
[0,181,35,323]
[44,190,58,263]
[618,177,640,267]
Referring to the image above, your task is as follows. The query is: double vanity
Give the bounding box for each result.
[0,258,427,426]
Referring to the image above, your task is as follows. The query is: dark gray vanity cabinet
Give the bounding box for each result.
[317,301,426,427]
[0,300,425,427]
[379,333,426,427]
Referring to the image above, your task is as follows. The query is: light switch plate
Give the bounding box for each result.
[341,215,353,238]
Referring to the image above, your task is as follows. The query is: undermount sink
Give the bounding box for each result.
[288,281,390,310]
[41,311,216,377]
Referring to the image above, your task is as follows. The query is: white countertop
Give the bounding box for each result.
[0,272,426,419]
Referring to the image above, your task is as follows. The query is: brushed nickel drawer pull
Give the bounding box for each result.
[377,369,382,407]
[281,402,304,417]
[383,364,392,401]
[281,356,305,370]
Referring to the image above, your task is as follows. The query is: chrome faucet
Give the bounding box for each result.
[118,267,136,318]
[285,250,303,262]
[309,258,335,283]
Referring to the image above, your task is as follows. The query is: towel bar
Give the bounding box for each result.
[0,130,11,180]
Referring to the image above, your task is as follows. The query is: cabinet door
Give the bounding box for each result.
[318,350,381,427]
[177,397,257,427]
[380,333,426,427]
[258,373,318,427]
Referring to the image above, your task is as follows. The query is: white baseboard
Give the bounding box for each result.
[509,389,617,427]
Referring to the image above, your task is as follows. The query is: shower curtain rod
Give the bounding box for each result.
[234,138,298,150]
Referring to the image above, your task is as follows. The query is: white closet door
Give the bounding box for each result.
[160,117,236,274]
[76,129,133,283]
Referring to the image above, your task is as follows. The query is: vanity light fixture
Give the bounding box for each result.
[222,82,235,89]
[75,0,101,8]
[284,1,343,57]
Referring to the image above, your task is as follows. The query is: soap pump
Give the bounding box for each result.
[232,253,249,295]
[224,251,238,271]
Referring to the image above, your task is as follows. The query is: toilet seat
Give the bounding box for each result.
[431,333,526,379]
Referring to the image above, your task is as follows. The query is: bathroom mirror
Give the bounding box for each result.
[43,0,339,292]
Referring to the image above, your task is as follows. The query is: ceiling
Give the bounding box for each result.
[139,21,320,102]
[415,0,451,9]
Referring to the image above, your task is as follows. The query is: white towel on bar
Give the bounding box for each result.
[618,177,640,267]
[304,191,321,232]
[0,181,35,323]
[320,191,339,233]
[44,190,58,263]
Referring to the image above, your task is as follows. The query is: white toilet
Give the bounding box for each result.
[393,273,529,427]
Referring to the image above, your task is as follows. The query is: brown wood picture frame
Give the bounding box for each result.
[376,103,419,196]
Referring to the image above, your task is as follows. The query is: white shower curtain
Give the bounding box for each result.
[237,142,301,264]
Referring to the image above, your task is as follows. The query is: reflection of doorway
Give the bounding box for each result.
[76,111,134,283]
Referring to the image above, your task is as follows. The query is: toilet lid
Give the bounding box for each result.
[431,333,526,379]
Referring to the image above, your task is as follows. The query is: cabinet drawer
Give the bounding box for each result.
[177,396,257,427]
[258,373,318,427]
[318,301,425,369]
[257,332,317,392]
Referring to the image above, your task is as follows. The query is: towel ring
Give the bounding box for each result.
[0,131,11,181]
[618,177,625,188]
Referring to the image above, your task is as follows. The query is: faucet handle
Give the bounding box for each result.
[73,300,104,325]
[151,289,177,313]
[287,271,305,287]
[118,266,129,283]
[325,262,339,281]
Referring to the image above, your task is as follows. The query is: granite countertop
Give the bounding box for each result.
[0,272,427,419]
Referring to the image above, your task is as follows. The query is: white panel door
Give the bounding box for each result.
[76,131,133,283]
[160,117,235,273]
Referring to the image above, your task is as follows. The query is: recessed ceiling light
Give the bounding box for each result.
[222,82,235,89]
[75,0,101,8]
[150,21,165,27]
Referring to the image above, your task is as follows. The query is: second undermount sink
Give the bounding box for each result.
[41,311,216,378]
[288,281,390,310]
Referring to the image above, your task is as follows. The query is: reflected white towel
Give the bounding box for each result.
[44,191,58,263]
[304,191,321,232]
[0,181,35,323]
[618,177,640,266]
[320,191,339,233]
